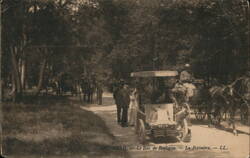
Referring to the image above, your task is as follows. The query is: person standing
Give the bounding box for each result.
[115,81,130,127]
[113,81,122,124]
[97,82,103,105]
[128,88,138,126]
[120,83,130,127]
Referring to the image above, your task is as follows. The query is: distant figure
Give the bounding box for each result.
[128,88,138,126]
[82,80,89,102]
[88,81,95,103]
[114,81,130,127]
[97,83,103,105]
[82,79,95,103]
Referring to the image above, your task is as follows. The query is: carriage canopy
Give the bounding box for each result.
[130,71,178,78]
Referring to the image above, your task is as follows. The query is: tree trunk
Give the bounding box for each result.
[10,47,22,101]
[35,58,47,96]
[10,71,16,102]
[21,58,26,90]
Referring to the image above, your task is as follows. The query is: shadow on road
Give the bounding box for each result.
[215,124,250,136]
[190,116,250,136]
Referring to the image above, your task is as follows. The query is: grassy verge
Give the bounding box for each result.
[2,96,128,158]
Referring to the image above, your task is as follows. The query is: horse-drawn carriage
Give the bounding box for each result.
[130,71,191,144]
[129,69,250,142]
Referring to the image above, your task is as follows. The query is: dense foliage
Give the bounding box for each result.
[2,0,249,101]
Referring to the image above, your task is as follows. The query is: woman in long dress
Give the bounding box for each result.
[128,88,138,126]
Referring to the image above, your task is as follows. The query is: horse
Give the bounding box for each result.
[207,76,250,135]
[227,76,250,126]
[49,78,61,95]
[49,75,77,96]
[207,85,233,126]
[61,79,77,96]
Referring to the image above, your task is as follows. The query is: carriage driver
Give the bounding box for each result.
[178,64,195,101]
[172,64,195,122]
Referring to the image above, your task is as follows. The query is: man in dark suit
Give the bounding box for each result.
[113,82,121,124]
[97,82,103,105]
[114,81,130,127]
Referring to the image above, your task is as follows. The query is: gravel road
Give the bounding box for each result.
[81,93,249,158]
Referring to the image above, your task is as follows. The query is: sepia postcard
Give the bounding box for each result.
[1,0,249,158]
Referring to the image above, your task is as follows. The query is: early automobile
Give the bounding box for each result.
[130,70,191,144]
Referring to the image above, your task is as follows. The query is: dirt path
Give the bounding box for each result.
[81,93,249,158]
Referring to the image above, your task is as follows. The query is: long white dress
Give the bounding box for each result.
[128,89,138,126]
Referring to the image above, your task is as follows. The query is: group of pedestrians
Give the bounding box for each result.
[113,80,138,127]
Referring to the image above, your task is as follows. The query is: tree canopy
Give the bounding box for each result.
[2,0,249,100]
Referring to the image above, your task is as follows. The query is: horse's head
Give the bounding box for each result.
[220,85,234,105]
[227,77,250,100]
[225,85,234,97]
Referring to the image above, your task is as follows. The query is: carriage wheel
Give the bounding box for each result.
[194,105,206,121]
[138,119,146,144]
[180,119,191,142]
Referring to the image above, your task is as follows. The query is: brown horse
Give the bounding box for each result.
[207,85,232,125]
[208,76,250,135]
[227,77,250,127]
